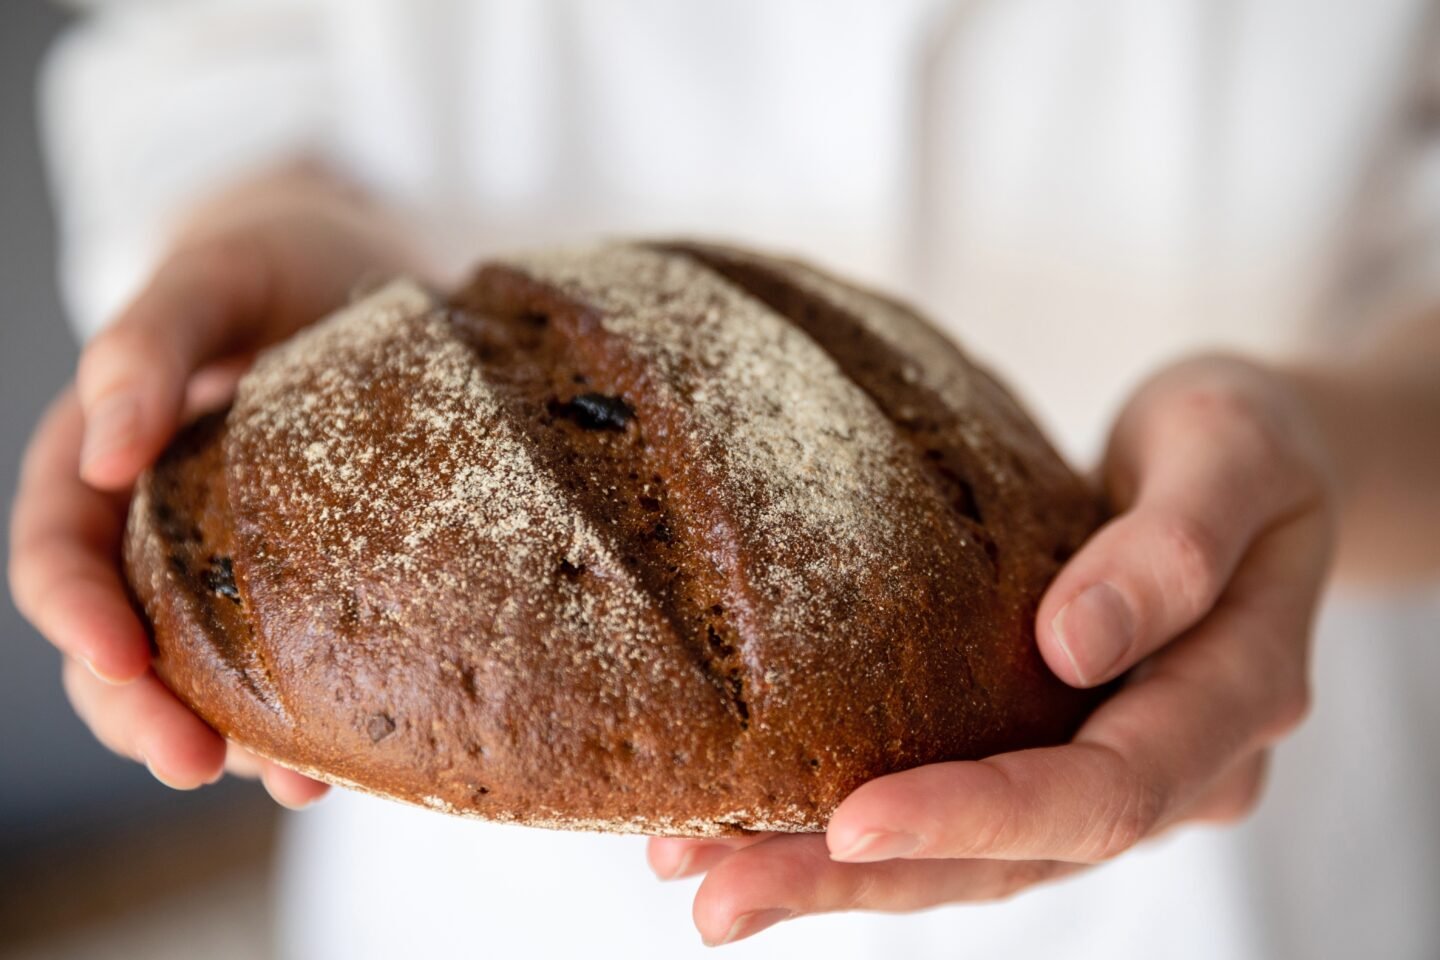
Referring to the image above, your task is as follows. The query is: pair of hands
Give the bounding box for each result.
[7,196,1337,948]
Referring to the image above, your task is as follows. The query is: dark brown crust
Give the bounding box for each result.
[127,413,291,747]
[123,242,1107,836]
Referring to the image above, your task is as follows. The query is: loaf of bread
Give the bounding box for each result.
[123,241,1105,836]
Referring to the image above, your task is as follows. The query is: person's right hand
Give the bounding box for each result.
[8,168,419,806]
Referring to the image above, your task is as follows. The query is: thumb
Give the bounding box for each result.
[1036,374,1311,687]
[75,237,274,489]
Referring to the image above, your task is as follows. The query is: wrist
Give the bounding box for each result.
[1269,358,1435,582]
[1265,361,1351,511]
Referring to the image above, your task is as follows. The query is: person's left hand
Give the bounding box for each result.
[646,354,1338,946]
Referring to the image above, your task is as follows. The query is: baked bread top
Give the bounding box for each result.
[124,241,1104,836]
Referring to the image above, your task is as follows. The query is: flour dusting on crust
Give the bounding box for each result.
[681,244,1023,486]
[505,246,935,641]
[127,244,1102,838]
[227,279,678,694]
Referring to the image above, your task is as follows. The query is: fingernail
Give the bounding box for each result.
[661,847,701,881]
[829,830,921,863]
[80,392,140,470]
[1050,582,1134,685]
[266,779,330,811]
[143,754,196,791]
[81,655,129,686]
[705,908,793,947]
[277,797,319,811]
[269,790,320,811]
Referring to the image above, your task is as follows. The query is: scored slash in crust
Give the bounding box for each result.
[123,241,1105,836]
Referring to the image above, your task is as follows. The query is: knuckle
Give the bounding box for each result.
[954,796,1018,859]
[1163,384,1255,453]
[1171,379,1279,454]
[172,233,271,304]
[1201,757,1270,825]
[1172,380,1309,494]
[842,870,880,911]
[948,761,1023,858]
[1212,781,1264,824]
[1152,513,1225,620]
[1091,811,1144,862]
[1088,768,1166,861]
[1264,676,1313,743]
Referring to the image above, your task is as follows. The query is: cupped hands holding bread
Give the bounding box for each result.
[654,353,1338,945]
[8,165,422,807]
[9,166,1352,944]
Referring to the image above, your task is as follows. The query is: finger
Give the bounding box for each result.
[8,389,151,682]
[1176,751,1270,826]
[691,833,1078,946]
[224,744,268,779]
[62,657,226,789]
[260,762,331,810]
[1037,379,1316,687]
[225,746,331,808]
[828,513,1324,866]
[184,354,255,419]
[647,834,772,881]
[75,238,274,488]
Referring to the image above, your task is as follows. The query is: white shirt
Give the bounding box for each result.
[43,2,1440,957]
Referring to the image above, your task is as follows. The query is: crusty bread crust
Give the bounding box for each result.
[124,242,1105,836]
